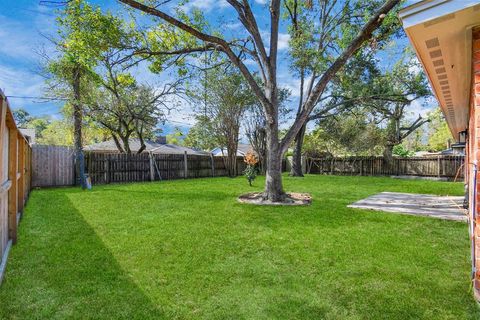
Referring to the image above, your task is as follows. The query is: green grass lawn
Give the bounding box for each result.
[0,175,478,319]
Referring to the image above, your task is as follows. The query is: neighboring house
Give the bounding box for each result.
[84,138,209,155]
[413,151,438,157]
[211,144,256,157]
[440,144,465,156]
[413,147,465,157]
[18,128,35,145]
[400,0,480,301]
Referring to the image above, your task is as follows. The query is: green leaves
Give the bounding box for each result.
[56,0,127,69]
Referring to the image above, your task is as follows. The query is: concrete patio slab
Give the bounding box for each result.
[348,192,466,222]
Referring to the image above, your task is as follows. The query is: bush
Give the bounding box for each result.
[243,151,259,186]
[392,144,414,157]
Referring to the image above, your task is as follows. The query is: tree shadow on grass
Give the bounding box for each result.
[0,191,164,319]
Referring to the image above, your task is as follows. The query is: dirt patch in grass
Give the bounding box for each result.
[238,192,312,206]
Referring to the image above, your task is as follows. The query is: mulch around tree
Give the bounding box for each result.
[238,192,312,206]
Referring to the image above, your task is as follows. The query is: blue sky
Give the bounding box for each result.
[0,0,432,136]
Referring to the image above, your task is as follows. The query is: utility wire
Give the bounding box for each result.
[6,95,68,101]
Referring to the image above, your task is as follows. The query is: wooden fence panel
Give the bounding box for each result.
[153,154,185,180]
[0,126,8,263]
[32,145,75,187]
[80,153,249,185]
[306,155,464,179]
[0,90,32,284]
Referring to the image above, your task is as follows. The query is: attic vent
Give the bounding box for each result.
[425,38,440,49]
[438,74,448,80]
[424,13,455,27]
[435,67,446,74]
[439,80,448,85]
[433,59,444,67]
[429,49,442,59]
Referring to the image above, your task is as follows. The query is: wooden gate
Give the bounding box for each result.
[31,145,75,187]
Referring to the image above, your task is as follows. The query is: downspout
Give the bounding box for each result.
[471,161,477,281]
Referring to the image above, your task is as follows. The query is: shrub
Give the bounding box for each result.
[243,151,259,186]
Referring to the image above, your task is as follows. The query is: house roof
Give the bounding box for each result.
[237,144,255,155]
[84,138,209,155]
[399,0,480,141]
[211,144,256,156]
[19,128,36,145]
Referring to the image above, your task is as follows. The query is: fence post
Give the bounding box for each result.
[184,151,188,179]
[104,154,110,183]
[149,152,155,181]
[437,156,441,178]
[17,137,25,215]
[210,153,215,177]
[8,132,18,244]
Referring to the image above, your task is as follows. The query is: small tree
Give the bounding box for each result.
[85,81,166,153]
[189,67,255,177]
[371,57,431,161]
[314,110,384,157]
[44,0,128,187]
[184,115,217,151]
[13,109,32,127]
[243,151,259,187]
[427,107,452,152]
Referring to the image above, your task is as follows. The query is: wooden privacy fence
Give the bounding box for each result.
[84,152,247,185]
[31,145,75,187]
[306,156,465,179]
[0,90,32,284]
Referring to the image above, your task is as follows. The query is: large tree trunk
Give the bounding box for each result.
[290,124,306,177]
[226,151,237,177]
[72,65,86,189]
[264,113,285,202]
[383,143,394,163]
[226,143,238,177]
[224,125,239,177]
[112,134,125,153]
[121,136,132,154]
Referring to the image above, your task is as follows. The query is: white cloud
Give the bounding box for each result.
[0,64,43,98]
[278,73,301,98]
[260,31,290,52]
[405,97,435,119]
[277,33,291,51]
[0,15,39,61]
[243,58,257,66]
[225,22,242,30]
[183,0,229,12]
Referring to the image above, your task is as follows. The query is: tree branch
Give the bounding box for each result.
[118,0,272,113]
[280,0,401,153]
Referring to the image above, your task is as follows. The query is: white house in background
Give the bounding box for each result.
[18,128,35,145]
[211,144,255,157]
[85,138,209,155]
